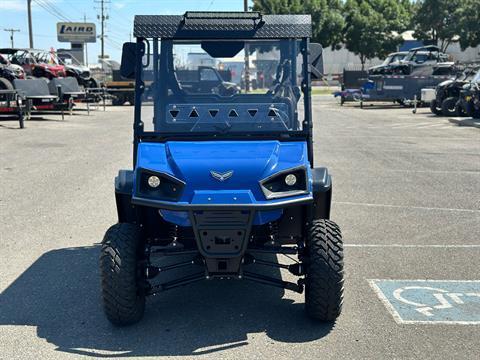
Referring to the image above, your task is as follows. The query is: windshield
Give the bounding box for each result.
[57,53,82,66]
[33,51,60,65]
[140,39,306,135]
[405,51,437,63]
[381,55,393,66]
[472,70,480,83]
[382,53,405,65]
[7,50,36,66]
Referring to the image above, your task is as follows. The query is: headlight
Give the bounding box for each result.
[147,175,161,188]
[137,169,184,201]
[260,167,308,200]
[285,174,297,186]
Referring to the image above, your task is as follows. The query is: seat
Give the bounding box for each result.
[48,77,85,98]
[13,79,57,99]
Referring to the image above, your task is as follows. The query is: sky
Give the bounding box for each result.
[0,0,252,64]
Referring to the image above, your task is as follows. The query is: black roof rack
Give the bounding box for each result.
[133,12,311,39]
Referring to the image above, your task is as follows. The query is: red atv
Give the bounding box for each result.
[0,48,66,80]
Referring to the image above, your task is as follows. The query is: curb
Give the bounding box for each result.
[448,118,480,129]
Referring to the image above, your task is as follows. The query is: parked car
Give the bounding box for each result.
[368,51,407,75]
[385,46,449,75]
[176,66,240,96]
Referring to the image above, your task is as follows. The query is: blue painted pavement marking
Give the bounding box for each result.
[369,280,480,324]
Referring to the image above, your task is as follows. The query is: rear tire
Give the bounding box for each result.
[112,95,124,106]
[100,223,145,326]
[305,219,344,322]
[127,94,135,106]
[441,97,458,117]
[0,77,13,90]
[87,78,98,89]
[430,99,442,116]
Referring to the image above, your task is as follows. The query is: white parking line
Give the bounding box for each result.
[415,123,451,129]
[325,135,477,139]
[391,122,434,128]
[388,169,480,174]
[345,244,480,248]
[331,168,480,174]
[333,201,480,213]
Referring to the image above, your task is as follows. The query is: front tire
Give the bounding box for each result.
[430,99,442,116]
[441,97,458,117]
[305,219,344,322]
[100,223,145,326]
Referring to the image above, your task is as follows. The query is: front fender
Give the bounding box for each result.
[311,167,332,219]
[114,170,135,223]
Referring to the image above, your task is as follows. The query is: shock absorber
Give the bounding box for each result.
[169,224,179,247]
[267,221,279,246]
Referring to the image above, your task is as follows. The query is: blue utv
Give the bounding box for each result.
[100,11,344,326]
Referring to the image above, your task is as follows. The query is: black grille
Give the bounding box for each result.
[193,210,250,227]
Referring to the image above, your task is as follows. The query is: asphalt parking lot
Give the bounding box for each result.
[1,97,479,359]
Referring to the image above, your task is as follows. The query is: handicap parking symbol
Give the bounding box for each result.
[369,280,480,324]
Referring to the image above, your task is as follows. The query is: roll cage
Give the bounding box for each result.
[122,12,320,167]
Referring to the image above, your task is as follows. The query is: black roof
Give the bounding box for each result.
[133,12,311,39]
[409,45,441,53]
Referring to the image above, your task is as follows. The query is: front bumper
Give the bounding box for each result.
[131,193,313,210]
[132,193,312,275]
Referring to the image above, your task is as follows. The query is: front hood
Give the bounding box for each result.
[135,140,309,203]
[9,64,23,72]
[438,79,454,88]
[40,64,66,76]
[223,81,238,88]
[45,64,64,72]
[389,60,405,67]
[67,64,89,74]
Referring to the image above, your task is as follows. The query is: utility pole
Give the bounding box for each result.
[101,0,105,60]
[4,29,20,48]
[27,0,34,48]
[95,0,109,66]
[243,0,250,92]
